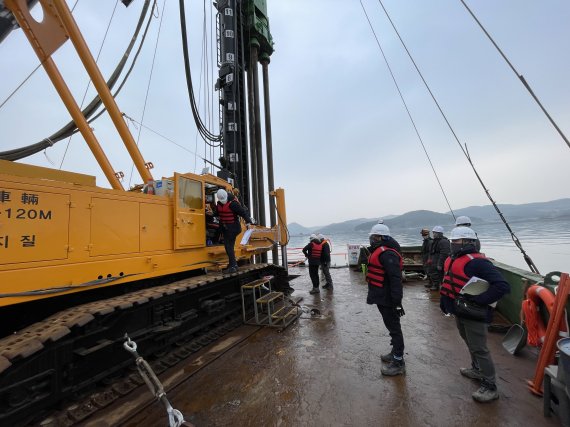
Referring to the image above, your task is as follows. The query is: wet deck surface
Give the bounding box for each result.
[124,266,557,426]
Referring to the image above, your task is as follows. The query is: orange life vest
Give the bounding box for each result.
[366,246,403,288]
[218,201,237,224]
[309,241,324,260]
[441,253,486,299]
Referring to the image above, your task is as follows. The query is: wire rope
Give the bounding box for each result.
[128,0,166,187]
[0,0,154,160]
[460,0,570,151]
[122,113,219,170]
[0,0,82,111]
[375,0,540,274]
[59,0,120,169]
[359,0,456,219]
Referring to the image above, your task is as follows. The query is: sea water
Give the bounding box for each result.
[286,217,570,275]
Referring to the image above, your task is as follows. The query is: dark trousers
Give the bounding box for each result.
[320,262,333,285]
[378,305,405,357]
[429,269,443,287]
[456,316,496,385]
[308,265,320,288]
[223,229,238,268]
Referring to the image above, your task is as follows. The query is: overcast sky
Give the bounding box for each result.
[1,0,569,227]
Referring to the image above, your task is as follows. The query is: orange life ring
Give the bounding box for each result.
[523,284,569,347]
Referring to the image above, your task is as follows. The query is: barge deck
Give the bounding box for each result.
[89,267,556,426]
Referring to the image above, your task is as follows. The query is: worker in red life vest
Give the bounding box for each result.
[440,226,510,403]
[216,188,253,274]
[365,223,406,376]
[317,234,333,290]
[302,234,330,294]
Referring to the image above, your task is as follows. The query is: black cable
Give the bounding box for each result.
[0,0,154,161]
[359,1,456,220]
[460,0,570,151]
[178,0,222,143]
[376,0,540,274]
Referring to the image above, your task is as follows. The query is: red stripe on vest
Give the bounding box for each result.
[440,253,486,299]
[366,246,403,288]
[218,201,237,224]
[309,241,324,260]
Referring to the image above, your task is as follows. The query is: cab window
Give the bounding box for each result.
[177,176,202,210]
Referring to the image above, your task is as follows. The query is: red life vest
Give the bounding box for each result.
[218,201,237,224]
[366,246,403,288]
[309,241,324,260]
[441,253,486,299]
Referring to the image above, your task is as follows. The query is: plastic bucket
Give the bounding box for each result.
[557,337,570,393]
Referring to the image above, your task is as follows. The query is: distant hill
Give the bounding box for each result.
[287,222,314,236]
[355,210,456,231]
[315,218,376,234]
[451,198,570,222]
[289,198,570,233]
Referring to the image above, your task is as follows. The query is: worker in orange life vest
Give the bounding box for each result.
[302,234,330,294]
[216,188,253,274]
[440,226,509,403]
[317,234,333,290]
[365,223,406,376]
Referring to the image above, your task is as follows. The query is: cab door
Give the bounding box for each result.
[173,173,205,249]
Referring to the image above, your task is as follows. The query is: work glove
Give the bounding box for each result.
[394,305,405,317]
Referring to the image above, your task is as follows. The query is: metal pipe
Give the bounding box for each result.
[41,59,124,190]
[251,44,267,263]
[52,0,153,185]
[246,53,259,223]
[261,58,278,265]
[4,0,123,189]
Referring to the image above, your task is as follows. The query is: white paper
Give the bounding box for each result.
[240,228,254,245]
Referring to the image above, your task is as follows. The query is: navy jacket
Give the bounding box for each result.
[216,194,252,234]
[440,248,510,322]
[366,236,403,307]
[302,241,331,266]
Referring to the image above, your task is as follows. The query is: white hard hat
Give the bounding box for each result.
[369,223,390,237]
[450,226,477,241]
[216,188,228,204]
[309,233,318,241]
[432,225,444,233]
[455,216,472,226]
[316,233,324,240]
[377,218,384,224]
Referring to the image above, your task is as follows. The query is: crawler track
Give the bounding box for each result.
[0,264,289,426]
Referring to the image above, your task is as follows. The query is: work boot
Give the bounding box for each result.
[380,351,393,363]
[322,283,333,290]
[381,357,405,376]
[460,367,484,381]
[472,382,499,403]
[309,287,320,295]
[222,266,238,274]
